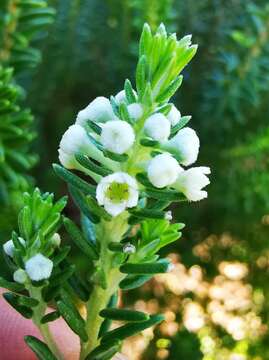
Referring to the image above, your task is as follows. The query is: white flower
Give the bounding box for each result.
[3,238,25,258]
[167,104,181,126]
[147,153,182,188]
[127,103,143,121]
[59,124,103,166]
[100,120,135,154]
[13,269,28,284]
[144,113,171,141]
[96,172,138,216]
[173,167,211,201]
[25,254,53,281]
[162,127,200,166]
[76,97,116,126]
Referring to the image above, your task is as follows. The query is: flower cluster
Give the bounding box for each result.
[58,88,210,217]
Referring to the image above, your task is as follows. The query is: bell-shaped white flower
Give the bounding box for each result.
[162,127,200,166]
[173,166,211,201]
[127,103,143,121]
[13,269,28,284]
[25,253,53,281]
[96,172,138,216]
[147,153,183,188]
[167,104,181,126]
[3,238,26,258]
[100,120,135,154]
[144,113,171,141]
[76,97,116,126]
[59,124,103,165]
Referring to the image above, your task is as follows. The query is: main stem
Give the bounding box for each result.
[80,215,128,359]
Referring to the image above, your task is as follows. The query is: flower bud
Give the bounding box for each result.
[51,233,61,247]
[123,243,136,254]
[76,96,116,126]
[173,166,211,201]
[144,113,171,141]
[147,153,182,188]
[13,269,28,284]
[167,104,181,126]
[3,238,26,258]
[96,172,138,216]
[25,253,53,281]
[162,127,199,166]
[165,211,173,221]
[100,120,135,154]
[127,103,143,121]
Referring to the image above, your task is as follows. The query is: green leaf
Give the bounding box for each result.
[170,115,192,136]
[18,206,32,240]
[156,75,183,103]
[49,265,75,286]
[24,335,57,360]
[124,79,137,104]
[86,196,112,221]
[75,153,111,177]
[63,217,99,260]
[87,121,102,135]
[69,185,100,224]
[120,259,170,274]
[41,311,60,324]
[0,276,24,292]
[53,164,96,197]
[136,55,147,97]
[57,300,88,342]
[100,308,149,322]
[52,246,71,267]
[139,23,152,57]
[3,292,33,319]
[101,314,164,343]
[119,274,153,290]
[129,208,166,219]
[85,340,121,360]
[140,137,159,147]
[17,295,39,308]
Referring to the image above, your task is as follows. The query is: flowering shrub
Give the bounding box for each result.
[0,24,210,359]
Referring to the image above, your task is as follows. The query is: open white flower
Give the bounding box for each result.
[13,269,28,284]
[144,113,171,141]
[147,153,183,188]
[3,238,25,258]
[127,103,143,121]
[76,96,116,126]
[167,104,181,126]
[162,127,200,166]
[96,172,138,216]
[100,120,135,154]
[25,253,53,281]
[173,166,211,201]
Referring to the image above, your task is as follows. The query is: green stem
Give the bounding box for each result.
[79,216,128,359]
[29,286,64,360]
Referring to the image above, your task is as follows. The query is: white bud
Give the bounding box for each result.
[123,243,136,254]
[96,172,138,216]
[3,238,25,258]
[58,149,77,169]
[167,263,175,272]
[13,269,28,284]
[163,127,200,166]
[173,166,211,201]
[76,97,116,126]
[144,113,171,141]
[167,104,181,126]
[127,103,143,121]
[25,254,53,281]
[147,153,183,188]
[100,120,135,154]
[51,233,61,247]
[165,211,173,221]
[115,90,126,104]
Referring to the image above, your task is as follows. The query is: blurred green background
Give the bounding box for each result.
[1,0,269,359]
